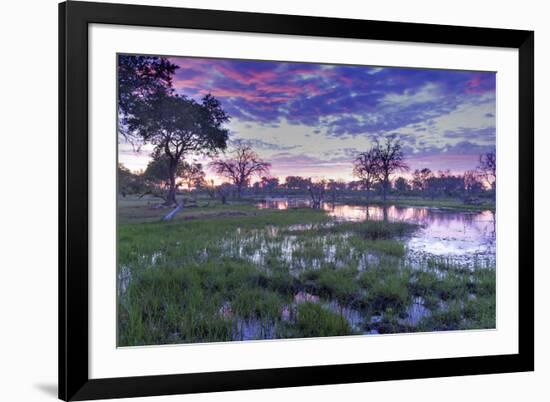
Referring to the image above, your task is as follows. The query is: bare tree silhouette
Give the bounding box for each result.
[210,141,271,198]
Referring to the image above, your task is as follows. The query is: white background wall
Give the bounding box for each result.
[0,0,545,401]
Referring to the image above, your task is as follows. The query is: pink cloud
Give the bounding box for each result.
[464,74,494,94]
[338,75,353,86]
[213,64,277,85]
[172,77,203,90]
[194,87,288,103]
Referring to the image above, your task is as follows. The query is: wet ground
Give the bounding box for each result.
[118,199,496,344]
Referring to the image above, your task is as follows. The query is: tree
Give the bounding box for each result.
[179,162,206,191]
[260,176,279,195]
[127,91,230,206]
[412,168,432,194]
[352,149,380,202]
[142,154,205,200]
[436,170,464,198]
[118,163,147,196]
[143,154,185,188]
[327,179,346,203]
[308,180,326,209]
[347,180,362,191]
[204,179,217,200]
[118,55,178,144]
[464,170,483,200]
[284,176,311,192]
[478,151,496,191]
[374,137,409,202]
[252,181,262,195]
[425,176,443,200]
[216,183,234,204]
[210,142,271,198]
[394,177,410,195]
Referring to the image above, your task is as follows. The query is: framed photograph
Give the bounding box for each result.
[59,1,534,400]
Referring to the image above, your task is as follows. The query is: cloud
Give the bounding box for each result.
[443,127,495,141]
[121,55,497,176]
[231,138,302,152]
[168,57,494,135]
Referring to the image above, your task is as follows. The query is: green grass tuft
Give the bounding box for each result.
[281,302,352,338]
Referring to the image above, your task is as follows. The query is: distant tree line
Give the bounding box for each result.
[351,137,495,204]
[120,146,495,207]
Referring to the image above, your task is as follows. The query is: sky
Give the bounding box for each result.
[119,56,496,183]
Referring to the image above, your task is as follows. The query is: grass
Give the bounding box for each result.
[117,196,496,346]
[358,221,418,240]
[309,266,360,305]
[280,302,353,338]
[119,262,234,345]
[118,196,274,224]
[232,288,285,321]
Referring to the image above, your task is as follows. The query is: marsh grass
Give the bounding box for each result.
[118,204,496,346]
[317,220,418,239]
[279,302,353,338]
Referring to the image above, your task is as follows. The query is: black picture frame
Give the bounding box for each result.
[59,1,534,400]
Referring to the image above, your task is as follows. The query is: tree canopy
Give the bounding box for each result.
[353,149,380,200]
[478,151,496,190]
[374,137,409,201]
[126,91,229,205]
[210,142,270,198]
[118,55,179,144]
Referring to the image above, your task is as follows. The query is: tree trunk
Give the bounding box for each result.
[162,199,184,221]
[382,178,388,203]
[365,185,370,220]
[165,159,178,206]
[138,190,152,199]
[308,187,323,209]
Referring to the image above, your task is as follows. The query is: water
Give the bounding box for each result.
[257,199,496,265]
[220,227,354,272]
[219,291,366,338]
[250,198,496,333]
